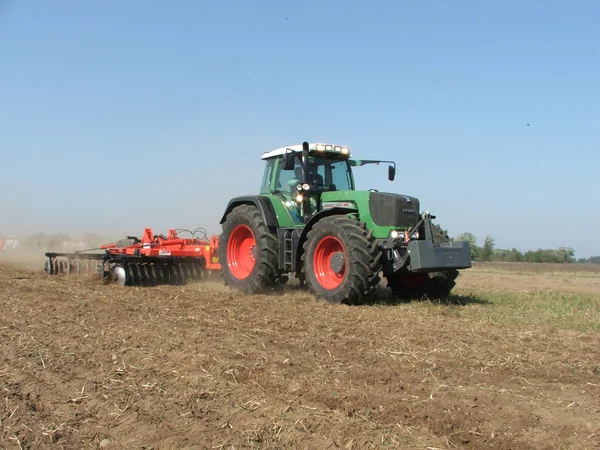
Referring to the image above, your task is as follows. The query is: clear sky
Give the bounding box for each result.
[1,0,599,257]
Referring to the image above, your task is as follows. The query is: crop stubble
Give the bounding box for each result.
[0,262,598,449]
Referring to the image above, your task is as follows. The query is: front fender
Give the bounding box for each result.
[296,207,358,269]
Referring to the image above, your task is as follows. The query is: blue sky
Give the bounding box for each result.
[1,0,599,257]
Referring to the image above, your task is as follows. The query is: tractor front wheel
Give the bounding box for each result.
[220,204,279,294]
[302,216,382,305]
[386,269,459,301]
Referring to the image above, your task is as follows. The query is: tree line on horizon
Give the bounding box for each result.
[452,232,600,264]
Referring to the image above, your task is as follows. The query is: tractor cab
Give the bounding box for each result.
[260,142,397,224]
[260,143,356,223]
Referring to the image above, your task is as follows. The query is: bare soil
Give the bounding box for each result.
[465,266,600,294]
[0,261,599,449]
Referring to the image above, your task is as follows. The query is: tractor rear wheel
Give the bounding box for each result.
[302,216,382,305]
[219,204,279,294]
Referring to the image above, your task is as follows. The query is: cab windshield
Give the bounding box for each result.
[276,156,354,193]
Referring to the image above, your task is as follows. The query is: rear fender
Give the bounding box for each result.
[220,196,279,230]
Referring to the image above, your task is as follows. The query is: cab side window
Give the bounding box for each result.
[260,159,275,194]
[278,164,297,189]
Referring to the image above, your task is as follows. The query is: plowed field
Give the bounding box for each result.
[0,259,599,449]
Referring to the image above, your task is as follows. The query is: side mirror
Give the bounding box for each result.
[282,152,295,170]
[388,165,396,181]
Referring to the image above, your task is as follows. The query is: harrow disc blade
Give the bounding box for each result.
[180,263,190,283]
[154,264,165,284]
[127,263,139,285]
[112,265,128,286]
[189,263,199,281]
[148,263,158,286]
[140,263,151,286]
[159,263,170,284]
[170,263,181,285]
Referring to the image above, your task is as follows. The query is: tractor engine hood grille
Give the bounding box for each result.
[368,192,420,228]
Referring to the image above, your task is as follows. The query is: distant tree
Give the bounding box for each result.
[524,249,540,262]
[448,231,581,264]
[524,247,575,263]
[48,233,71,251]
[23,232,48,250]
[480,235,495,261]
[492,248,523,262]
[492,249,509,261]
[556,247,575,263]
[453,232,479,259]
[508,248,524,262]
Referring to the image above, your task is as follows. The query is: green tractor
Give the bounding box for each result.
[219,142,471,304]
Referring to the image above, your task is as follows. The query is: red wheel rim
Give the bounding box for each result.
[313,236,346,289]
[227,225,256,279]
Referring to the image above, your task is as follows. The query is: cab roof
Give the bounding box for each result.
[261,142,351,160]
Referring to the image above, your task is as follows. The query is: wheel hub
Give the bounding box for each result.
[329,251,345,273]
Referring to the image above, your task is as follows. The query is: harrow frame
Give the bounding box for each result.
[44,226,221,286]
[44,252,214,286]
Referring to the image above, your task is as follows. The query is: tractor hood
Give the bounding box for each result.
[368,191,420,228]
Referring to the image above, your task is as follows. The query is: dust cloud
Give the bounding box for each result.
[0,225,121,272]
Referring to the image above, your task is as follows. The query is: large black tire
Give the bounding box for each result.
[219,204,279,294]
[302,216,382,305]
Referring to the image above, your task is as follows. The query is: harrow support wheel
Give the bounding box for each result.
[220,204,279,294]
[302,216,382,305]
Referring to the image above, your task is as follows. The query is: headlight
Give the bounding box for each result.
[295,194,303,203]
[411,231,419,239]
[390,230,404,240]
[310,143,351,155]
[301,183,310,190]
